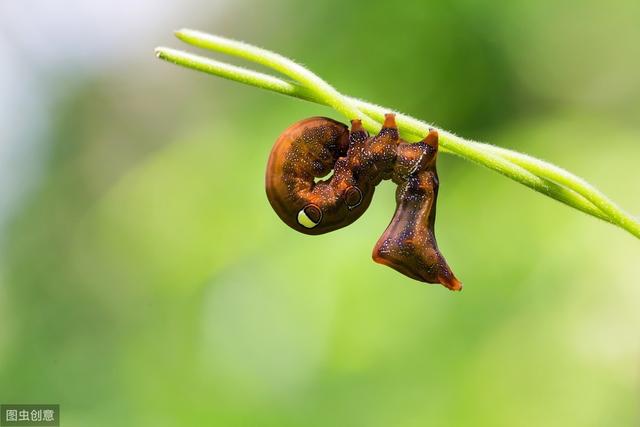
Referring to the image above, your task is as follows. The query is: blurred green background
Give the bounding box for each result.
[1,1,639,426]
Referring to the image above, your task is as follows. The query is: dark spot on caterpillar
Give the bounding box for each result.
[344,186,363,209]
[303,204,322,223]
[265,114,461,291]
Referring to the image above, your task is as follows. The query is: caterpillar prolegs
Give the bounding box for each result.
[265,114,461,291]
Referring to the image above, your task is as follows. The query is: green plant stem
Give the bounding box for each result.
[154,32,640,239]
[156,43,611,224]
[154,47,614,226]
[174,30,379,130]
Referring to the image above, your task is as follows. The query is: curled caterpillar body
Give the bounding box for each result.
[265,114,461,291]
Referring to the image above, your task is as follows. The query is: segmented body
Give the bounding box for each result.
[265,114,461,290]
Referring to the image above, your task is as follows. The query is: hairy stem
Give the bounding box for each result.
[174,30,379,130]
[154,32,640,239]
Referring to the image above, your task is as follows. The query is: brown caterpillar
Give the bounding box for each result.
[265,113,461,291]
